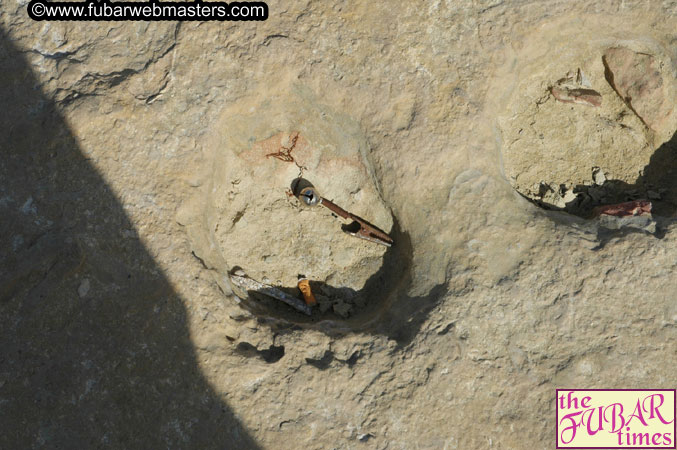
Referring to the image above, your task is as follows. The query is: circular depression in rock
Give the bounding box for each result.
[182,85,409,330]
[498,39,677,218]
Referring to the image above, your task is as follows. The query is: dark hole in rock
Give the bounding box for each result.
[341,221,362,234]
[345,351,360,368]
[305,350,334,370]
[305,349,361,369]
[235,342,286,363]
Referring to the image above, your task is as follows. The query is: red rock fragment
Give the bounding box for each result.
[550,86,602,107]
[593,200,652,217]
[549,69,602,107]
[602,47,671,132]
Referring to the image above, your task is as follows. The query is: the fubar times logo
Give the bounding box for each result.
[556,389,676,449]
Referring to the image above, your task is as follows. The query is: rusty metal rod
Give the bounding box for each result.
[295,185,394,247]
[319,197,393,247]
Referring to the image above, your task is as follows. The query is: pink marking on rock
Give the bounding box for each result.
[550,86,602,107]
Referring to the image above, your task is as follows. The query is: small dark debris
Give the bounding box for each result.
[236,342,285,363]
[259,345,285,363]
[305,350,334,370]
[346,351,360,368]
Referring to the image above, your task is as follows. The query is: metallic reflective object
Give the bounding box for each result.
[294,182,393,247]
[298,186,321,207]
[230,272,312,316]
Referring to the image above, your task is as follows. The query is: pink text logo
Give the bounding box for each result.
[556,389,676,449]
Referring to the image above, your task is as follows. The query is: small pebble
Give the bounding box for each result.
[78,279,90,298]
[592,167,606,185]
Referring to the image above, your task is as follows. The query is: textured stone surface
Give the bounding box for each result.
[1,2,676,450]
[179,83,392,319]
[497,28,677,214]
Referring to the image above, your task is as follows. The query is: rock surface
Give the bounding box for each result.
[497,31,677,215]
[603,46,677,140]
[180,83,392,319]
[1,3,676,450]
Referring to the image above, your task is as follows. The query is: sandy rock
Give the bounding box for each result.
[592,167,606,185]
[598,214,656,234]
[181,82,393,319]
[3,4,677,450]
[498,32,677,215]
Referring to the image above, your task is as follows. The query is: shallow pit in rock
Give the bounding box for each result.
[498,39,677,220]
[179,83,412,331]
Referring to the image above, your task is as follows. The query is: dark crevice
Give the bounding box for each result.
[305,350,361,369]
[191,251,210,269]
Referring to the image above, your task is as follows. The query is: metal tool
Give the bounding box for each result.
[296,185,394,247]
[230,271,312,315]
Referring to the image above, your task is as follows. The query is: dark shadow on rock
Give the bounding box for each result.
[236,212,446,346]
[235,218,410,327]
[0,28,259,449]
[523,130,677,238]
[636,130,677,217]
[235,342,285,363]
[562,127,676,215]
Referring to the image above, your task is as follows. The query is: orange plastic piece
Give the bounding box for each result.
[297,278,317,306]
